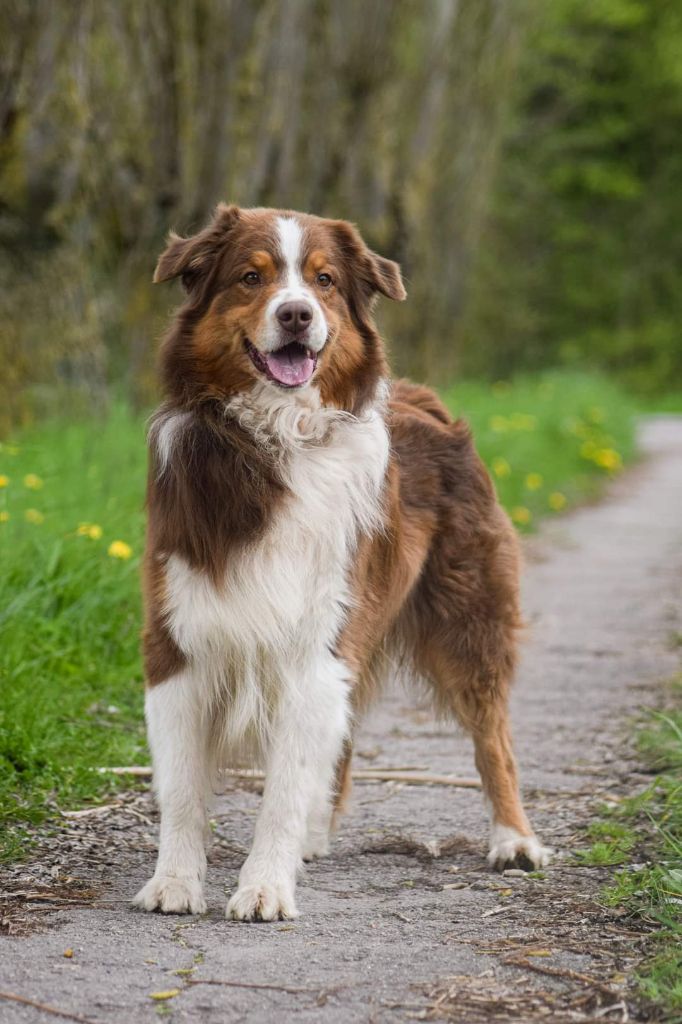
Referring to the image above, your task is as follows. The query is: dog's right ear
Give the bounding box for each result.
[154,203,241,293]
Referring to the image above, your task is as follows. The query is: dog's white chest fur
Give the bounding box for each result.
[161,391,389,754]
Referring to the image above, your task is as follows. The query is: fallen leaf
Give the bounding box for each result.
[149,989,181,1001]
[63,948,74,958]
[526,949,552,957]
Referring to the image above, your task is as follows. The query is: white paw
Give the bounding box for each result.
[487,825,551,872]
[301,832,330,862]
[133,874,207,915]
[226,880,298,922]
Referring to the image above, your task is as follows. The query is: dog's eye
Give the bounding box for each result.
[242,271,261,286]
[317,273,332,289]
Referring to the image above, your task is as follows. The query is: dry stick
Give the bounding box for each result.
[98,766,481,789]
[352,770,480,788]
[0,990,99,1024]
[504,957,622,1001]
[186,979,342,997]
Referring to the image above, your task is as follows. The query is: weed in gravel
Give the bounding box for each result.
[587,683,682,1018]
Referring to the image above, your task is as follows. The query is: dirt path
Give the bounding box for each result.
[2,417,681,1024]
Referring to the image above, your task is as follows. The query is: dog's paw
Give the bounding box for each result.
[226,880,298,922]
[133,874,206,915]
[487,826,551,872]
[301,832,330,862]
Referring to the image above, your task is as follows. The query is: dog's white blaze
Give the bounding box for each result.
[257,216,328,356]
[277,215,305,291]
[144,389,389,917]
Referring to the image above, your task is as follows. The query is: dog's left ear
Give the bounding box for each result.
[331,220,406,323]
[154,203,241,293]
[366,248,406,303]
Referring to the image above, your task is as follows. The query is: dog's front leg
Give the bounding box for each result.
[227,655,350,921]
[133,670,210,914]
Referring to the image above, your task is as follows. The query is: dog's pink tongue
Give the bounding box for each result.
[265,344,315,386]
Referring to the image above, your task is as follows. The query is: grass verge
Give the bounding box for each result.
[443,370,636,530]
[577,680,682,1020]
[0,371,637,859]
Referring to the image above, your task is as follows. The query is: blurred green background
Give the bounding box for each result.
[2,0,682,432]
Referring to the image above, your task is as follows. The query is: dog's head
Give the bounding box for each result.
[155,205,405,411]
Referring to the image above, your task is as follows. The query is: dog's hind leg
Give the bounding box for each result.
[416,637,550,872]
[301,738,353,861]
[468,694,549,871]
[133,669,211,914]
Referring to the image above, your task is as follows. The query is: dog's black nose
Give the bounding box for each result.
[276,301,313,335]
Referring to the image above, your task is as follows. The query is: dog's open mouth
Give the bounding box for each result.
[245,340,317,388]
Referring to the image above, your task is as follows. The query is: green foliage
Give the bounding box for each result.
[0,372,635,858]
[465,0,682,395]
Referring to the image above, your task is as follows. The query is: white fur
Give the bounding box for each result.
[139,386,390,918]
[487,824,551,871]
[133,672,210,914]
[256,216,328,355]
[148,410,192,473]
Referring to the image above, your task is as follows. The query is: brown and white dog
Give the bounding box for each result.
[134,204,549,921]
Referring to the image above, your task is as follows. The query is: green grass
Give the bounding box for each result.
[443,370,637,531]
[578,683,682,1020]
[0,371,637,860]
[0,406,148,859]
[638,393,682,414]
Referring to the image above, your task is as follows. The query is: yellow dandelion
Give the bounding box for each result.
[0,511,9,523]
[511,506,531,525]
[525,472,543,491]
[0,474,9,488]
[108,540,133,560]
[23,473,43,490]
[77,522,103,540]
[491,456,511,479]
[594,448,622,471]
[489,415,509,433]
[549,491,566,511]
[24,508,44,524]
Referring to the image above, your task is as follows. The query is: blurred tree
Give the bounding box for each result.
[1,0,680,427]
[0,0,524,423]
[463,0,682,394]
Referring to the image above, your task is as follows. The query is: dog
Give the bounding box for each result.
[133,204,549,921]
